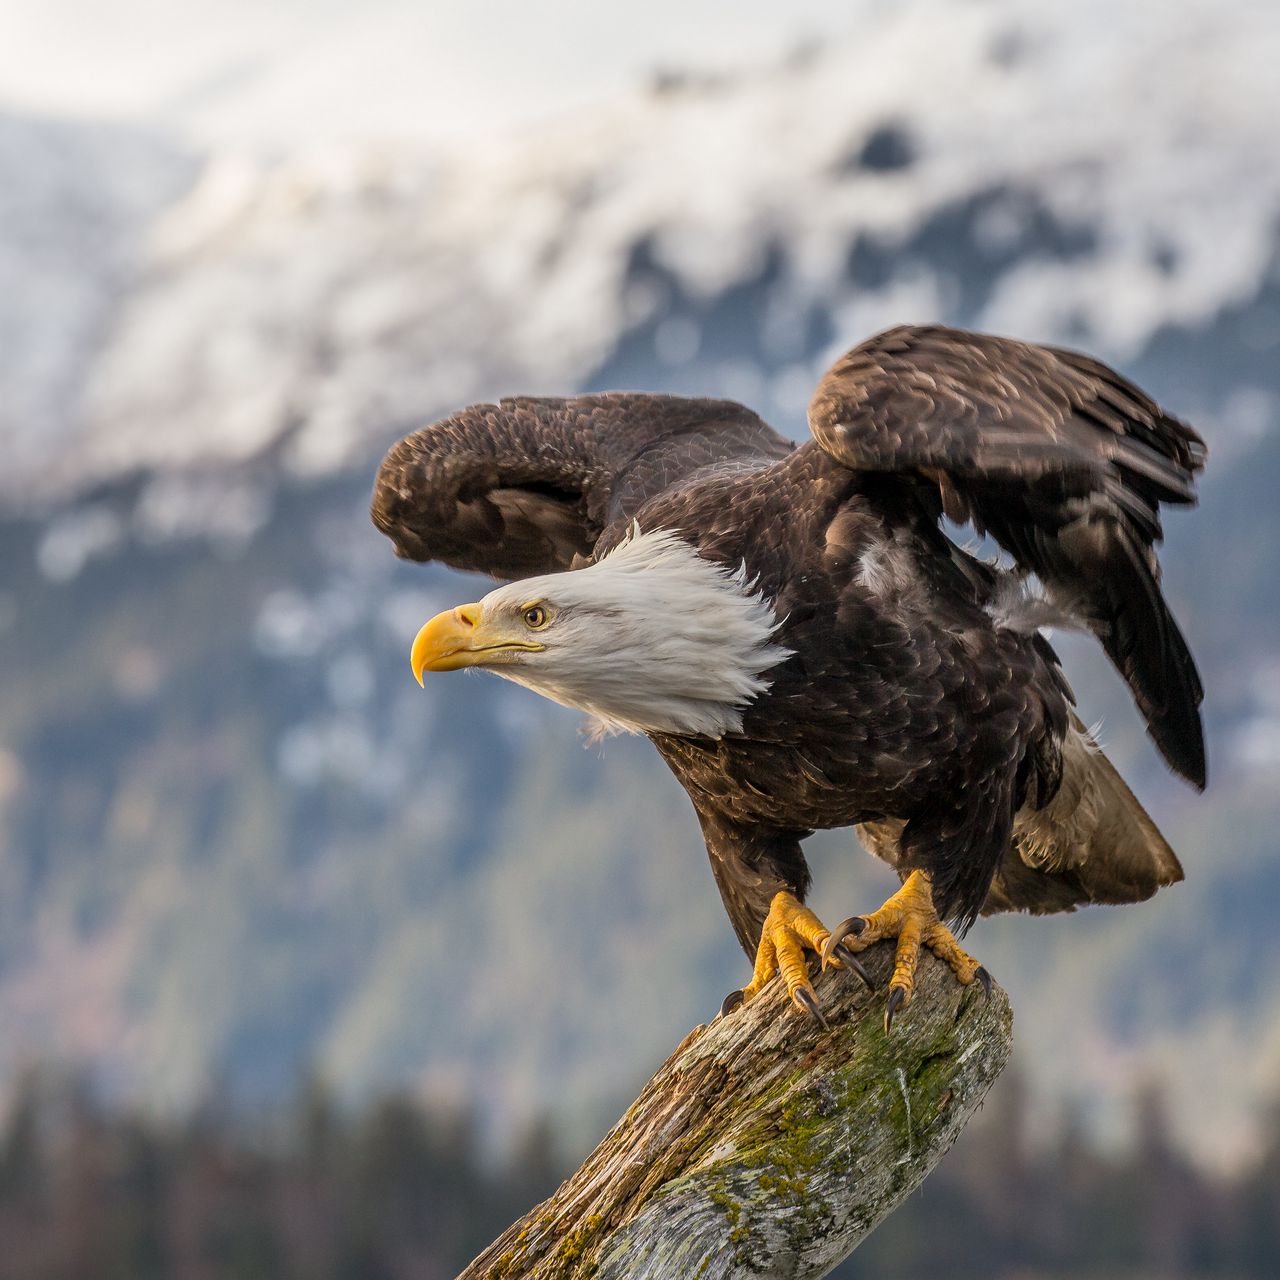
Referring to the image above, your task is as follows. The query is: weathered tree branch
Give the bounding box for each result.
[460,943,1013,1279]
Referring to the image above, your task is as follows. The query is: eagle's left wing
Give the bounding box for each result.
[809,324,1207,788]
[372,393,791,580]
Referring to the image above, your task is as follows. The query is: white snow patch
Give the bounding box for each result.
[36,505,124,582]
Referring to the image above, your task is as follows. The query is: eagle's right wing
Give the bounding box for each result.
[372,393,791,580]
[809,324,1207,788]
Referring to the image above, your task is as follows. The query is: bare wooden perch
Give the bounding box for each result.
[460,943,1013,1279]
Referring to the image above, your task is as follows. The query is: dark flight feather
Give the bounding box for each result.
[808,324,1206,787]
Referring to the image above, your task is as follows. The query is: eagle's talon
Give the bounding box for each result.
[834,915,867,945]
[974,966,992,998]
[719,989,746,1018]
[884,985,908,1033]
[819,916,865,967]
[792,985,830,1030]
[835,871,987,1030]
[735,890,853,1021]
[830,942,875,991]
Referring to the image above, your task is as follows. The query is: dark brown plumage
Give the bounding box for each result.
[372,324,1205,958]
[809,326,1206,787]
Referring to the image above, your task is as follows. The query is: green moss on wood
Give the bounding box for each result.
[666,975,1008,1263]
[464,953,1012,1279]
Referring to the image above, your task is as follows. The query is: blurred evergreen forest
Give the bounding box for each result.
[3,1066,1279,1280]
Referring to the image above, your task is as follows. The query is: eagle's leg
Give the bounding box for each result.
[822,871,989,1032]
[720,890,873,1026]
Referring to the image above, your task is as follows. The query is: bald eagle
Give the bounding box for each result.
[372,325,1205,1029]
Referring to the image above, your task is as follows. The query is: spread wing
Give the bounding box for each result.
[372,393,792,580]
[809,324,1207,788]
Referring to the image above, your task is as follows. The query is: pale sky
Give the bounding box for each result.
[0,0,877,146]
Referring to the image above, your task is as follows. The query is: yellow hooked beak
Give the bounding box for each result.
[410,602,543,685]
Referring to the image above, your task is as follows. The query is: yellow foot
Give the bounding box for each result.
[820,871,990,1033]
[720,891,874,1027]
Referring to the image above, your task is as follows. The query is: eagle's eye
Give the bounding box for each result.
[522,604,549,629]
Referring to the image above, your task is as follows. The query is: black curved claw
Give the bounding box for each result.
[793,986,830,1030]
[819,916,867,968]
[974,966,992,998]
[884,985,907,1034]
[830,942,875,993]
[719,989,746,1018]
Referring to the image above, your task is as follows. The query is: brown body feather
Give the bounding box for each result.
[858,718,1183,918]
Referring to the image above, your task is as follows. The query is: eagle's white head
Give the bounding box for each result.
[410,528,790,738]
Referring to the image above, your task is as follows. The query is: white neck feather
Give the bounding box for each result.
[481,528,791,738]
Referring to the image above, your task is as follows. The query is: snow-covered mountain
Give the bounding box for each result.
[0,111,194,495]
[7,0,1280,514]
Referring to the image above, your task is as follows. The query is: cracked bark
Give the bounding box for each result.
[458,942,1013,1279]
